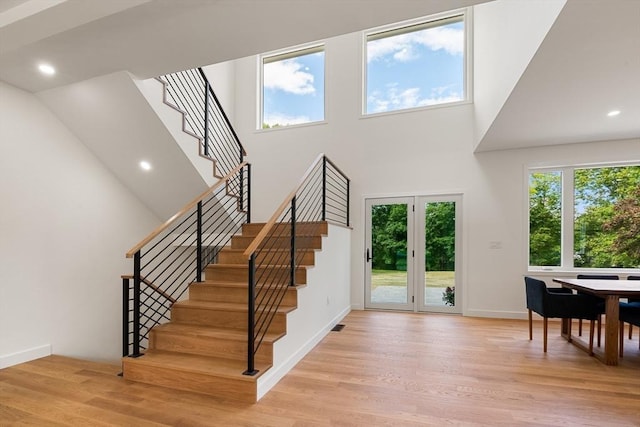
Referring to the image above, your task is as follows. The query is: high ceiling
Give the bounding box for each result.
[1,0,638,151]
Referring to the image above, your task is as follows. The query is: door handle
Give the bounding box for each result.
[366,249,372,262]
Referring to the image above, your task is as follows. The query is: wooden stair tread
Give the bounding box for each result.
[209,263,308,269]
[126,350,270,381]
[194,280,307,290]
[173,299,296,313]
[153,322,285,342]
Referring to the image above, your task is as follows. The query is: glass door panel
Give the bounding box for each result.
[416,196,461,313]
[365,197,414,310]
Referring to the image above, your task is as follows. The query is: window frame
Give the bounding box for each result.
[526,161,640,273]
[362,8,473,118]
[258,42,327,131]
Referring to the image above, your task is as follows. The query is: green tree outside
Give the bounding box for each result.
[529,165,640,268]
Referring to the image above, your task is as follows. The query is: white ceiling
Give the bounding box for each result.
[1,0,638,151]
[477,0,640,151]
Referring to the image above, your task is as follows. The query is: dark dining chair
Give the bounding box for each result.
[525,276,599,353]
[619,300,640,356]
[576,274,618,346]
[624,275,640,340]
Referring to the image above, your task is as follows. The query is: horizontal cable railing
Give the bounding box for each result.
[159,67,246,178]
[123,162,250,357]
[242,154,350,375]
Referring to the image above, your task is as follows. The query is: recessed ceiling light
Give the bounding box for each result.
[607,110,621,117]
[139,160,152,171]
[38,63,56,76]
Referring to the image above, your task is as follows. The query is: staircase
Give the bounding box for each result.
[121,67,350,403]
[122,221,328,402]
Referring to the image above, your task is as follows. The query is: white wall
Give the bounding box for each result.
[258,224,351,399]
[228,17,640,319]
[473,0,566,148]
[0,82,160,367]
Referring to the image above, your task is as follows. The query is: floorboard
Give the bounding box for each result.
[1,311,639,426]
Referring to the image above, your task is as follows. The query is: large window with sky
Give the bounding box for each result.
[261,45,324,129]
[365,11,467,115]
[529,164,640,270]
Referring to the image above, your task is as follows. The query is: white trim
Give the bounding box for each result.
[256,306,350,400]
[0,344,51,369]
[465,309,526,320]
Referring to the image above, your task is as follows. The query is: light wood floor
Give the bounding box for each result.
[2,311,640,426]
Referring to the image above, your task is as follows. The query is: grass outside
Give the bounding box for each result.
[371,269,454,290]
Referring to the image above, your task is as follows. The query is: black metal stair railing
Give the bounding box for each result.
[242,154,350,375]
[159,67,246,178]
[122,163,250,357]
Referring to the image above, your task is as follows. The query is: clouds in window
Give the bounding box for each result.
[367,26,464,64]
[264,59,316,95]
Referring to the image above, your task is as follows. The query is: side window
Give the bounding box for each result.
[261,45,325,129]
[528,164,640,270]
[365,12,468,115]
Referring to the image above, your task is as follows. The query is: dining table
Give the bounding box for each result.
[552,277,640,365]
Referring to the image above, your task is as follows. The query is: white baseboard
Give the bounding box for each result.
[256,306,351,400]
[0,344,51,369]
[464,309,527,320]
[351,303,364,310]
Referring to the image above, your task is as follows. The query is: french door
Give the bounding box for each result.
[364,195,462,313]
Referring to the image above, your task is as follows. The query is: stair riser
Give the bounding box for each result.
[149,331,273,364]
[205,266,306,284]
[190,285,298,306]
[217,250,315,266]
[122,360,257,403]
[241,222,328,237]
[231,236,322,250]
[171,306,287,334]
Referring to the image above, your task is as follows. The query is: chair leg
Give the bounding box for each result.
[588,320,595,356]
[629,324,633,340]
[528,309,533,340]
[578,319,583,336]
[620,322,624,358]
[543,317,548,352]
[597,315,602,347]
[567,318,572,342]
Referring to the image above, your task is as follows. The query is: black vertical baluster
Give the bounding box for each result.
[246,164,251,223]
[346,177,350,227]
[238,166,244,217]
[291,197,296,287]
[197,201,203,282]
[122,277,130,357]
[132,252,141,357]
[204,80,210,157]
[322,157,327,222]
[244,254,258,376]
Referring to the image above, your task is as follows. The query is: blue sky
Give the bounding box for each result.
[366,21,465,114]
[262,19,464,127]
[262,51,324,127]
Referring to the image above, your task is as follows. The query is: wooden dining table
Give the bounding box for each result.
[553,277,640,365]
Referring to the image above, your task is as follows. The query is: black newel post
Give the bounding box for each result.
[322,157,327,221]
[244,254,258,376]
[290,197,296,287]
[196,201,203,282]
[132,251,141,357]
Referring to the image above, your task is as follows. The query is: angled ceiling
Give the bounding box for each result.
[1,0,638,151]
[476,0,640,151]
[0,0,487,92]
